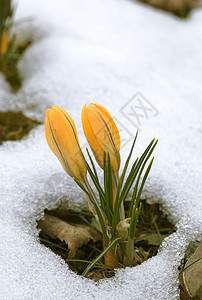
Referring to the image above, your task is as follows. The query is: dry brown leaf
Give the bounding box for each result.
[136,0,197,13]
[38,213,102,258]
[182,241,202,299]
[135,233,168,246]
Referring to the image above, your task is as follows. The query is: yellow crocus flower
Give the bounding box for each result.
[82,103,120,174]
[0,30,9,55]
[45,105,87,182]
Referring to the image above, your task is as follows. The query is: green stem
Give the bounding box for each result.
[84,179,106,222]
[124,236,134,266]
[82,237,123,277]
[113,171,125,220]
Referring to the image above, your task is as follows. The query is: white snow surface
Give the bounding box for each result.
[0,0,202,299]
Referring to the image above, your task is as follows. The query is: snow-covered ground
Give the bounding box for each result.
[0,0,202,299]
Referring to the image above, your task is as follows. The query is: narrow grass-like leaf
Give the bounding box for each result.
[103,152,113,221]
[86,147,106,213]
[128,206,138,239]
[195,285,202,297]
[119,242,133,267]
[110,134,139,237]
[111,176,123,237]
[121,138,156,203]
[92,200,108,245]
[74,178,108,245]
[114,134,138,221]
[82,237,123,277]
[179,258,202,274]
[129,203,141,239]
[87,163,106,209]
[136,157,154,207]
[86,147,99,181]
[120,131,138,187]
[73,178,88,194]
[131,140,158,208]
[121,158,139,196]
[111,157,139,237]
[107,153,113,218]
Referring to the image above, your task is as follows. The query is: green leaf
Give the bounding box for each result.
[121,138,156,203]
[111,176,123,237]
[86,148,99,181]
[107,152,113,219]
[103,152,113,221]
[128,156,156,217]
[73,178,88,194]
[73,178,108,245]
[128,206,139,239]
[129,140,158,215]
[111,157,139,237]
[111,135,139,237]
[86,162,106,209]
[91,217,102,233]
[93,202,108,245]
[136,157,155,206]
[86,149,108,216]
[120,131,138,188]
[82,237,123,277]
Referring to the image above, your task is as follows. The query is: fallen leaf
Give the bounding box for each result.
[38,213,102,258]
[182,242,202,299]
[135,233,168,246]
[136,0,197,13]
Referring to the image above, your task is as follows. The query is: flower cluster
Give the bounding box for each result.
[45,103,157,273]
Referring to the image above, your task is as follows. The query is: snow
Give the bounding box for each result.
[0,0,202,299]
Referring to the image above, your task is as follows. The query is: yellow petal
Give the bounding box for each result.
[45,106,87,182]
[82,103,120,172]
[0,30,9,55]
[93,103,120,150]
[82,104,104,169]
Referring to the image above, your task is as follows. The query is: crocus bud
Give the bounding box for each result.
[0,30,9,55]
[82,103,120,173]
[45,105,87,182]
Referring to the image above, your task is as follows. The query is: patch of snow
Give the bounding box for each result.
[0,0,202,299]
